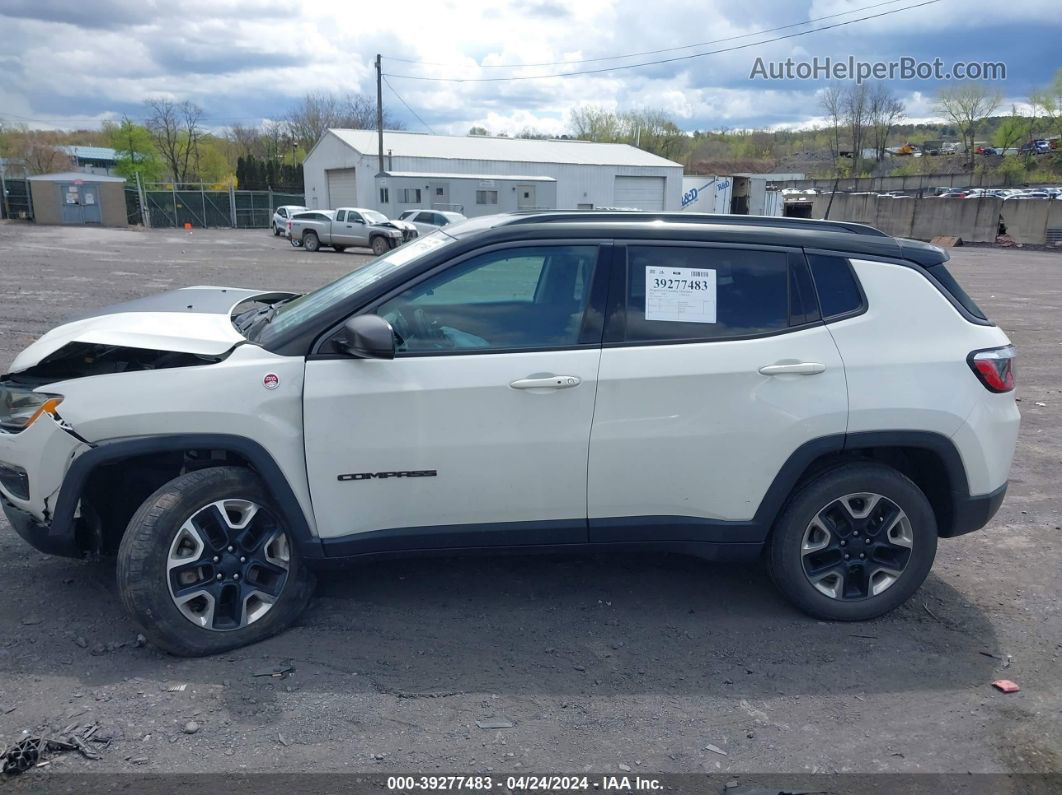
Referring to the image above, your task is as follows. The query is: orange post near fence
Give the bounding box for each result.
[183,222,192,231]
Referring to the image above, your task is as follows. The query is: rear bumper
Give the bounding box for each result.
[1,496,81,557]
[942,481,1008,538]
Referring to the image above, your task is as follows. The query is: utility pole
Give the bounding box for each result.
[375,54,385,176]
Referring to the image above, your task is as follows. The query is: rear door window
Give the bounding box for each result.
[620,246,790,342]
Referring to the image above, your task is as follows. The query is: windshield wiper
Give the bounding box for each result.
[236,296,299,338]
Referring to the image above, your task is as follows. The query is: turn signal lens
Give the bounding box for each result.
[0,387,64,433]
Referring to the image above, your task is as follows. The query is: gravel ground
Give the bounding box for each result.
[0,223,1059,784]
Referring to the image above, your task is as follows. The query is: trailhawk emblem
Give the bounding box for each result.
[263,373,280,390]
[338,470,437,481]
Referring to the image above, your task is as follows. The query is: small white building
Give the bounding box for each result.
[302,129,683,217]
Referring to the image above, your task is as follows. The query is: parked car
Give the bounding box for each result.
[1019,140,1050,155]
[271,205,306,237]
[397,209,467,236]
[288,208,407,255]
[0,212,1019,656]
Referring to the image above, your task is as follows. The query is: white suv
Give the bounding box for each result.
[0,213,1019,656]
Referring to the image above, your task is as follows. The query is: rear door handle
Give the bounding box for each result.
[510,375,581,389]
[758,362,826,376]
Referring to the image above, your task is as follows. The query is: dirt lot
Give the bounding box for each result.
[0,224,1059,784]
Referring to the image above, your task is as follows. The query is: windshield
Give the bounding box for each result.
[363,210,389,224]
[256,231,456,343]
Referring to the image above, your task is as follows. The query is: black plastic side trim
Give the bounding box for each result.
[48,434,321,559]
[947,481,1007,538]
[320,519,587,557]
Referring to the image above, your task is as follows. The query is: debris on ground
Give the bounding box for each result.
[922,603,941,622]
[703,743,728,756]
[992,679,1021,693]
[475,717,514,730]
[2,723,105,776]
[182,721,200,735]
[254,663,295,679]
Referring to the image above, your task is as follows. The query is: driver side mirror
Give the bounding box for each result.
[333,314,396,360]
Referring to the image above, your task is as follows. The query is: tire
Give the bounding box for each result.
[116,467,316,657]
[371,236,389,256]
[766,463,937,621]
[303,231,320,252]
[272,223,280,236]
[332,245,347,253]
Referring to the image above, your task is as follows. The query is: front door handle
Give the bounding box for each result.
[758,362,826,376]
[510,375,581,390]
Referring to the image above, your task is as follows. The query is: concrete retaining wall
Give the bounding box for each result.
[811,194,1062,245]
[780,173,1052,193]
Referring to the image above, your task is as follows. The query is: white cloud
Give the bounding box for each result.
[0,0,1056,132]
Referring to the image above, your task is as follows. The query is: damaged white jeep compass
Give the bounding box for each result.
[0,213,1019,656]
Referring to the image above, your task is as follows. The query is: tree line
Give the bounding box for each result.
[0,92,401,190]
[3,71,1060,188]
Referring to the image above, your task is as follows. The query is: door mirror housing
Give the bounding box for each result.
[333,315,396,359]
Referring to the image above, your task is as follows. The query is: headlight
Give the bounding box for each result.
[0,386,63,434]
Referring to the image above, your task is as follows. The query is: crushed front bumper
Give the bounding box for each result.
[1,496,80,557]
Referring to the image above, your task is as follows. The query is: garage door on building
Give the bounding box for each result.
[326,168,357,209]
[613,176,665,211]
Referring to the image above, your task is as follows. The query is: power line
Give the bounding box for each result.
[384,0,912,69]
[382,75,436,134]
[384,0,942,83]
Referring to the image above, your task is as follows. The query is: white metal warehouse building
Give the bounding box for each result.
[302,129,683,217]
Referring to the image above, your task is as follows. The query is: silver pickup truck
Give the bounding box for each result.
[288,208,417,255]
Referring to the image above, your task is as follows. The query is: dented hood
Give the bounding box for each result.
[8,286,296,374]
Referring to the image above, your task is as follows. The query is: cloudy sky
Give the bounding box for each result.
[0,0,1057,135]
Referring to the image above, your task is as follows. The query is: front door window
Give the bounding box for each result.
[374,245,599,353]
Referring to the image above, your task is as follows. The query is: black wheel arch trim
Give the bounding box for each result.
[40,434,323,560]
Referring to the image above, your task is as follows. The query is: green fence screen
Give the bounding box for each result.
[134,187,305,229]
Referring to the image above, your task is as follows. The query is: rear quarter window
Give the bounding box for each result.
[924,263,988,321]
[807,254,864,319]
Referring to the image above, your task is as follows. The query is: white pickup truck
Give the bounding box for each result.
[288,208,416,255]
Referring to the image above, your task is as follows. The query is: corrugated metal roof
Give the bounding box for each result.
[28,171,126,182]
[330,130,682,168]
[61,146,118,161]
[385,171,556,182]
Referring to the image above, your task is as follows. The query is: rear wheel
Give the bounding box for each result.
[766,463,937,621]
[303,231,320,252]
[371,236,389,256]
[272,223,280,236]
[116,467,315,656]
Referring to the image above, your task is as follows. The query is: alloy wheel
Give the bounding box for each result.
[166,499,291,631]
[800,492,914,601]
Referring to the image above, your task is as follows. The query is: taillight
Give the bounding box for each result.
[968,345,1016,393]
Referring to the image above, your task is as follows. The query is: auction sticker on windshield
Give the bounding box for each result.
[645,266,717,323]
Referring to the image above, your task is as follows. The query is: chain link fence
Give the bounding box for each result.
[128,184,305,229]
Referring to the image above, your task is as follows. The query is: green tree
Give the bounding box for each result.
[1031,68,1062,139]
[106,117,164,182]
[935,83,1002,169]
[993,106,1031,154]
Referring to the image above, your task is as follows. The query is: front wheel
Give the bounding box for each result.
[371,236,389,256]
[116,467,316,656]
[766,463,937,621]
